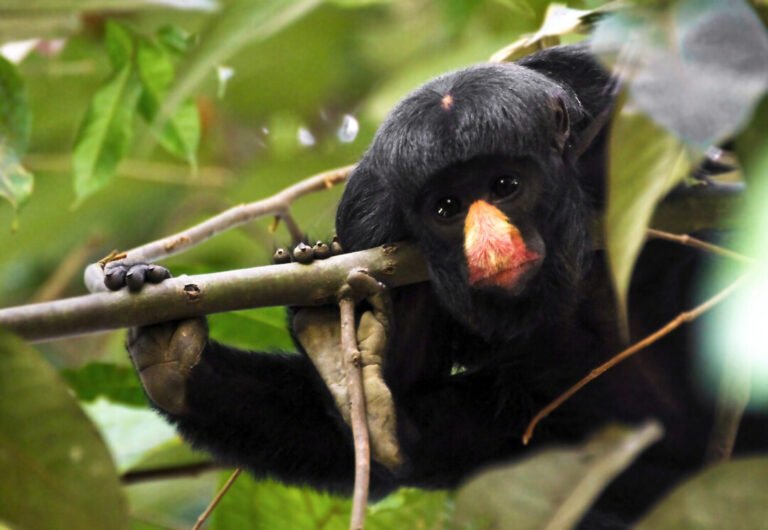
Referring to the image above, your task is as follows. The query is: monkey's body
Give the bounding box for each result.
[113,43,767,526]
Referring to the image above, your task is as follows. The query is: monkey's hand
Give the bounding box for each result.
[293,274,401,470]
[104,263,207,415]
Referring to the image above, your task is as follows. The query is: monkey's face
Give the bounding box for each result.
[418,155,547,297]
[413,154,586,340]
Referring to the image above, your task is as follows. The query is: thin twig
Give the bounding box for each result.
[339,295,370,530]
[523,273,750,445]
[120,462,220,485]
[646,228,754,264]
[83,164,355,293]
[192,468,242,530]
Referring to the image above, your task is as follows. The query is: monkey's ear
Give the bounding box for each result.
[550,96,571,154]
[336,164,408,252]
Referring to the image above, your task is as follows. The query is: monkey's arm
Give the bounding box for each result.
[111,262,396,495]
[128,318,369,491]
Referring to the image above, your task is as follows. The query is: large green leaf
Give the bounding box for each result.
[0,328,129,530]
[605,102,691,321]
[452,422,663,530]
[210,474,450,530]
[0,55,30,154]
[636,457,768,528]
[207,306,294,351]
[136,37,200,167]
[61,361,146,407]
[72,63,143,204]
[151,0,322,144]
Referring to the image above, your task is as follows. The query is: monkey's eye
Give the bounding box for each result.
[434,197,462,219]
[491,176,520,199]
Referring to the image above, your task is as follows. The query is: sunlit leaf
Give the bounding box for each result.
[0,328,129,530]
[136,36,200,167]
[489,3,594,62]
[605,99,691,322]
[61,361,146,407]
[636,457,768,529]
[152,0,322,144]
[592,0,768,146]
[72,64,143,204]
[452,422,663,530]
[700,97,768,407]
[82,398,178,473]
[0,55,30,154]
[208,306,293,351]
[210,474,450,530]
[0,142,33,213]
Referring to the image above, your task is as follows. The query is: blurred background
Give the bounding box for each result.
[1,1,766,528]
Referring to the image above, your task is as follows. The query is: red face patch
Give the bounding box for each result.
[464,200,541,289]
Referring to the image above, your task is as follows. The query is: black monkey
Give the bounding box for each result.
[108,43,766,525]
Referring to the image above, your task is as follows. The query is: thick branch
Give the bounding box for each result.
[0,243,427,342]
[83,164,354,293]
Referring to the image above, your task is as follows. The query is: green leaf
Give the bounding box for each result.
[61,361,147,407]
[208,306,294,351]
[81,399,178,473]
[210,474,450,530]
[127,437,211,473]
[105,20,135,69]
[452,422,663,530]
[73,64,143,204]
[0,55,31,154]
[136,37,200,167]
[151,0,322,144]
[157,24,193,56]
[605,100,691,323]
[637,457,768,529]
[0,141,33,213]
[0,328,129,530]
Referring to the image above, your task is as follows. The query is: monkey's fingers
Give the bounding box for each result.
[273,236,343,265]
[347,270,391,334]
[105,263,171,292]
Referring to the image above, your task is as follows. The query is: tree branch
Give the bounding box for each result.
[83,164,355,293]
[0,243,427,342]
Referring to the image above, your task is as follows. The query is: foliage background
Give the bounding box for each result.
[0,0,767,529]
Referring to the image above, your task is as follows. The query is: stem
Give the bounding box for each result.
[192,468,242,530]
[523,273,750,445]
[646,228,754,264]
[339,296,370,530]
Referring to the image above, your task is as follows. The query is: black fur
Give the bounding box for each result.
[144,43,766,526]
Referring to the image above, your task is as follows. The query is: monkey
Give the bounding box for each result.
[106,43,767,525]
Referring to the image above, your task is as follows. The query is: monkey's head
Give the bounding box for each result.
[337,54,604,340]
